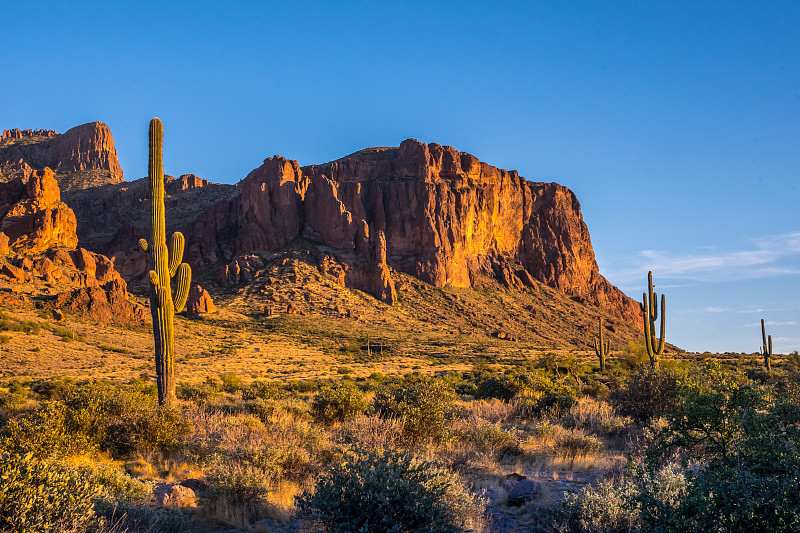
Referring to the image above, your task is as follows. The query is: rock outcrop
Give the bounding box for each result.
[0,163,78,254]
[185,284,217,316]
[41,125,638,326]
[188,140,639,324]
[0,122,123,191]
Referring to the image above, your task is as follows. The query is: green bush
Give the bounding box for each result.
[201,461,273,528]
[640,367,800,532]
[103,406,191,455]
[513,389,577,420]
[218,372,243,392]
[475,370,556,401]
[30,377,75,400]
[3,381,191,459]
[241,380,287,401]
[559,475,641,533]
[611,367,679,421]
[2,401,94,458]
[0,451,101,533]
[374,376,457,443]
[311,381,369,426]
[176,381,221,402]
[297,449,481,533]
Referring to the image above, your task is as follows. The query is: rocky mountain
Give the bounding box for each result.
[0,122,123,191]
[57,128,639,327]
[0,162,78,254]
[2,120,642,331]
[0,155,144,327]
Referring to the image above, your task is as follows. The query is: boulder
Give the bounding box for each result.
[506,479,540,506]
[185,285,216,316]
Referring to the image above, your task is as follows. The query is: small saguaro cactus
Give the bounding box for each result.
[641,271,665,368]
[139,118,191,406]
[761,318,772,372]
[593,317,610,371]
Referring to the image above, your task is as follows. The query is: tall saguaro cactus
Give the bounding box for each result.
[761,318,772,372]
[641,271,665,368]
[139,118,191,406]
[593,317,610,371]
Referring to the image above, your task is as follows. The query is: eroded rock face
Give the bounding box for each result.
[0,122,123,191]
[191,139,638,323]
[0,164,78,254]
[185,284,216,316]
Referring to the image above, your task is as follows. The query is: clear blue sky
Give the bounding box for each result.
[3,1,799,353]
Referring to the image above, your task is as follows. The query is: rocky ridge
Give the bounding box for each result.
[12,121,640,329]
[188,140,640,325]
[0,161,144,326]
[0,122,123,191]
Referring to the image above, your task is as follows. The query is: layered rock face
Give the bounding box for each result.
[0,161,144,327]
[0,163,78,254]
[191,139,639,324]
[0,122,123,191]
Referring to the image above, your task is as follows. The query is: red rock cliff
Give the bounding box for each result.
[191,139,640,325]
[0,122,123,191]
[0,163,78,254]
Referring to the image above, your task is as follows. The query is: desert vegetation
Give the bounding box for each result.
[0,346,798,532]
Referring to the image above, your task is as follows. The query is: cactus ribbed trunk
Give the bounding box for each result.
[642,271,665,368]
[140,118,192,406]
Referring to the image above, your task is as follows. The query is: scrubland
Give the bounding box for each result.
[1,328,799,532]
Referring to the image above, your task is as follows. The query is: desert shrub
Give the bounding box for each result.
[619,340,648,369]
[2,401,94,458]
[176,381,221,402]
[468,398,515,423]
[638,368,800,532]
[218,372,243,392]
[561,397,631,437]
[0,451,102,533]
[287,379,321,393]
[374,376,457,443]
[81,462,153,504]
[556,432,603,460]
[459,419,519,456]
[334,413,405,451]
[0,388,27,414]
[555,460,689,533]
[102,504,190,533]
[297,449,483,533]
[242,380,287,401]
[311,381,369,426]
[103,406,191,455]
[475,370,556,401]
[514,388,577,420]
[201,461,273,528]
[3,381,190,459]
[558,475,641,533]
[582,377,611,400]
[29,377,75,400]
[534,390,578,418]
[612,366,679,422]
[6,380,25,396]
